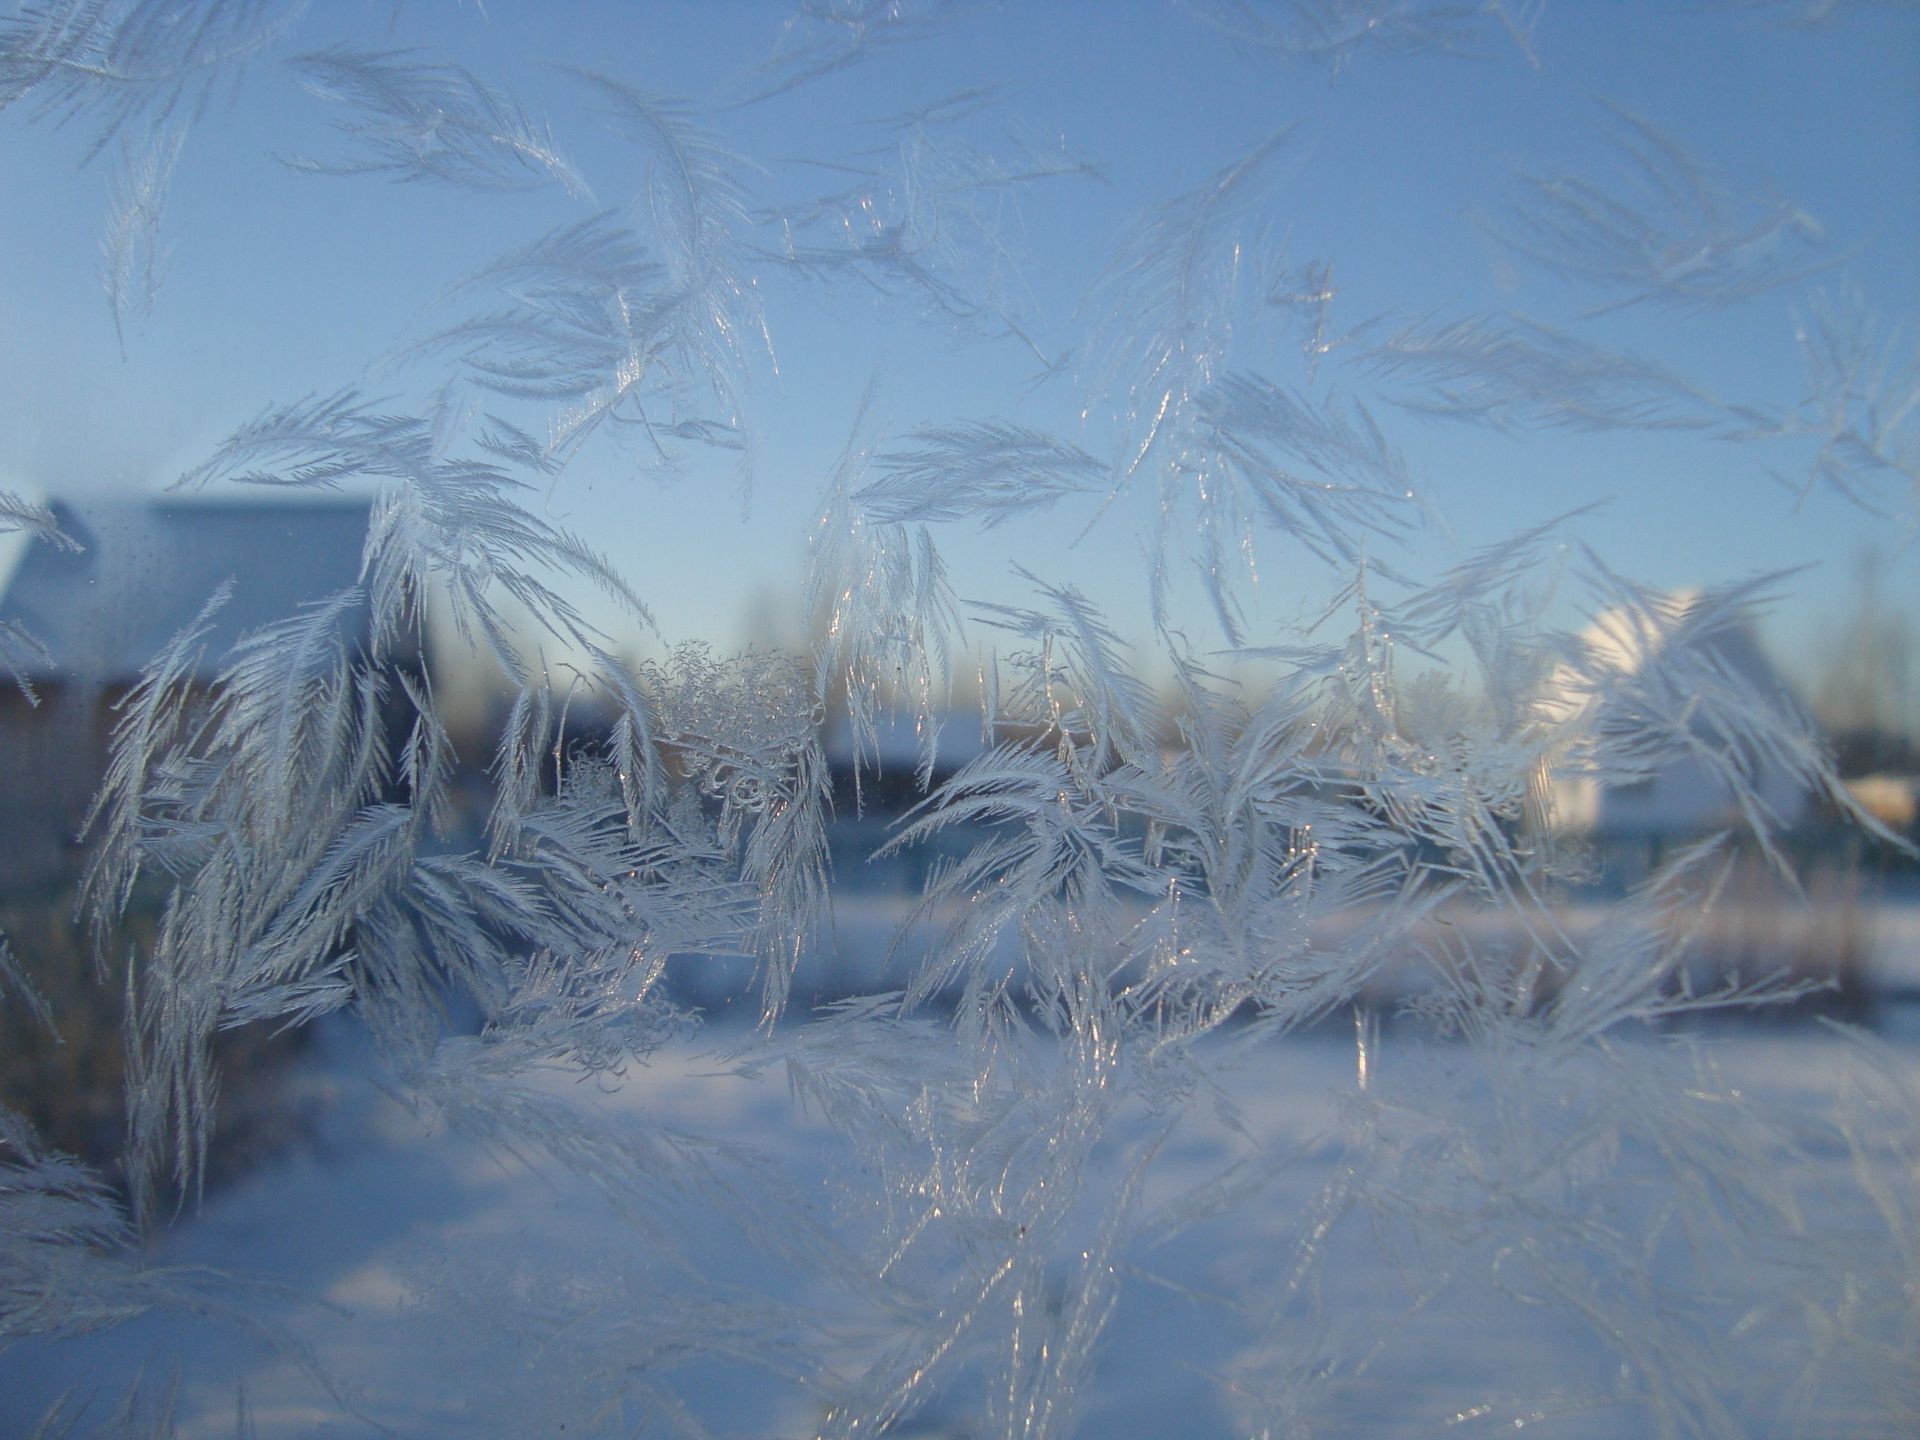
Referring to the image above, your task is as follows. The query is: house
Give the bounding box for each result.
[1535,590,1819,854]
[0,497,392,893]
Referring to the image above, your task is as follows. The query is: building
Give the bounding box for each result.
[0,497,390,893]
[1535,590,1818,851]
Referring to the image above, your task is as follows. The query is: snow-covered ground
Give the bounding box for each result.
[690,886,1920,1010]
[1867,897,1920,994]
[6,991,1917,1439]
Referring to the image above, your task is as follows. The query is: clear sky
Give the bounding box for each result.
[1,0,1915,720]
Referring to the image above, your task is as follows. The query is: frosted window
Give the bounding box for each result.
[2,3,1916,1435]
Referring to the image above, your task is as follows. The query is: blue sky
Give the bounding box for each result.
[0,0,1914,716]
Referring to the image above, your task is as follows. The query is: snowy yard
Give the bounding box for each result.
[7,986,1916,1439]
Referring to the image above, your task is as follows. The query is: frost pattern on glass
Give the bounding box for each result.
[286,46,588,197]
[1499,103,1833,314]
[1,3,1916,1437]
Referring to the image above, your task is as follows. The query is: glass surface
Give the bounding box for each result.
[1,3,1917,1435]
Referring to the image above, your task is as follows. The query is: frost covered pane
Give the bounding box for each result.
[0,2,1917,1437]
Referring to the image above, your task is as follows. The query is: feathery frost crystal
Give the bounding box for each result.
[1,3,1916,1436]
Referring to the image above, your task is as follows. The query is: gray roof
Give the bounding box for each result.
[0,498,375,685]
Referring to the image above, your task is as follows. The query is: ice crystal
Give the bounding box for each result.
[2,3,1915,1436]
[0,490,80,703]
[1500,103,1834,314]
[0,0,298,158]
[287,46,588,196]
[99,118,181,346]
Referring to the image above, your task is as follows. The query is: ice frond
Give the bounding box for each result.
[109,601,398,1211]
[1368,313,1729,432]
[972,570,1157,775]
[406,1031,853,1285]
[171,388,424,491]
[1389,507,1589,654]
[0,1109,213,1341]
[856,422,1105,527]
[479,651,822,1027]
[0,490,81,703]
[882,743,1160,1006]
[363,459,595,676]
[1080,127,1302,486]
[0,932,55,1032]
[1178,0,1548,71]
[455,208,662,302]
[809,407,964,797]
[572,76,769,475]
[0,490,80,548]
[99,118,182,347]
[1380,516,1584,792]
[472,411,562,474]
[1076,132,1383,636]
[639,646,830,1016]
[885,740,1089,842]
[175,388,655,671]
[410,213,662,396]
[81,580,232,923]
[762,102,1099,362]
[287,46,588,196]
[1499,102,1835,313]
[1722,0,1896,23]
[1768,288,1919,524]
[732,0,968,106]
[578,648,666,835]
[1523,835,1829,1045]
[1307,584,1558,923]
[1540,559,1902,871]
[1105,656,1402,961]
[1189,373,1419,565]
[0,0,301,160]
[205,588,375,830]
[412,211,753,475]
[572,76,750,286]
[1266,257,1342,381]
[484,680,552,855]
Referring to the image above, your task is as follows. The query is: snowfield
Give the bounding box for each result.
[7,993,1916,1439]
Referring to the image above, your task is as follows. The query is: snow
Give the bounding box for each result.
[6,1000,1915,1439]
